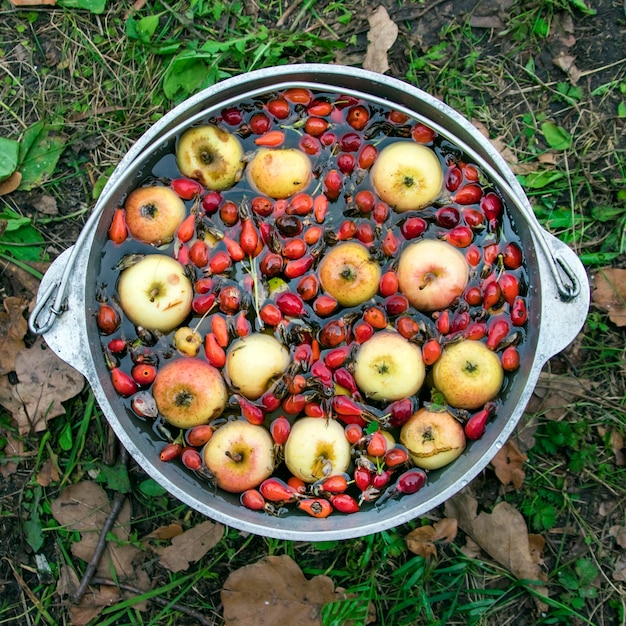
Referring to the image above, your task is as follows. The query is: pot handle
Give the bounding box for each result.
[535,230,590,363]
[29,246,93,380]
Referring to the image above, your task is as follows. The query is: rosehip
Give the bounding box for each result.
[240,489,266,511]
[270,416,291,445]
[501,345,521,371]
[330,493,360,514]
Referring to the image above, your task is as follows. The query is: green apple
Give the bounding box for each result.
[247,148,312,199]
[284,417,351,483]
[117,254,193,332]
[370,141,443,212]
[353,331,425,401]
[432,339,504,409]
[400,408,466,469]
[176,125,244,190]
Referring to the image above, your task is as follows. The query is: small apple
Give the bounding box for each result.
[317,241,381,307]
[397,239,469,311]
[117,254,193,332]
[284,417,351,483]
[353,331,425,402]
[370,141,443,212]
[152,358,228,428]
[173,326,202,357]
[203,420,275,493]
[124,186,186,245]
[247,148,312,199]
[431,339,504,409]
[400,407,466,469]
[226,333,291,400]
[176,125,244,190]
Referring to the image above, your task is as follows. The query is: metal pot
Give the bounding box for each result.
[29,65,589,540]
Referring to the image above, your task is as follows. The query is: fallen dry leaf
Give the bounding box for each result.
[609,525,626,549]
[550,12,576,48]
[491,439,528,489]
[0,260,48,301]
[222,554,347,626]
[525,371,594,420]
[0,336,84,434]
[591,267,626,327]
[141,522,184,541]
[471,120,536,174]
[613,556,626,583]
[445,493,548,609]
[36,455,60,486]
[0,430,26,477]
[0,171,22,196]
[552,51,581,84]
[406,525,437,559]
[0,296,29,376]
[156,520,224,572]
[31,193,58,215]
[598,426,625,466]
[363,6,398,74]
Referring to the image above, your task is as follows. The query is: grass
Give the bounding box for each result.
[1,0,625,624]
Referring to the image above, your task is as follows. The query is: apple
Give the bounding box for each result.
[397,239,469,311]
[353,331,425,401]
[431,339,504,409]
[317,241,381,307]
[400,407,466,469]
[226,333,291,400]
[247,148,312,199]
[124,186,186,245]
[117,254,193,332]
[283,417,351,483]
[152,358,228,428]
[176,125,244,191]
[173,326,202,357]
[370,141,443,212]
[203,420,275,493]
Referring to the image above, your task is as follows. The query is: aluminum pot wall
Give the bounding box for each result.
[31,65,589,540]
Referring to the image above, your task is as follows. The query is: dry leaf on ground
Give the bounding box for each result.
[51,481,150,605]
[609,526,626,549]
[491,439,527,489]
[141,522,184,541]
[445,492,548,609]
[552,51,581,84]
[0,430,26,477]
[405,518,458,559]
[36,455,60,486]
[155,520,224,572]
[0,335,84,434]
[222,554,348,626]
[362,6,398,74]
[591,267,626,327]
[525,371,594,420]
[0,296,29,376]
[0,171,22,196]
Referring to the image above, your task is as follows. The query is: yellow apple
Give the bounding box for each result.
[284,417,351,483]
[397,239,469,311]
[318,241,381,307]
[432,339,504,409]
[370,141,443,211]
[152,358,228,428]
[176,125,244,190]
[226,333,291,400]
[353,331,425,401]
[203,420,275,493]
[124,186,186,245]
[400,408,466,469]
[117,254,193,332]
[247,148,312,199]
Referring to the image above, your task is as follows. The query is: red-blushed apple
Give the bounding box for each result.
[176,125,244,190]
[152,358,228,428]
[117,254,193,332]
[400,407,466,469]
[431,339,504,409]
[124,186,186,245]
[317,241,381,307]
[370,141,443,212]
[247,148,312,199]
[397,239,469,311]
[353,331,425,401]
[226,333,291,400]
[203,419,275,493]
[284,417,351,483]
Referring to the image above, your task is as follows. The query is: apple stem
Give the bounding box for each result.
[225,450,244,463]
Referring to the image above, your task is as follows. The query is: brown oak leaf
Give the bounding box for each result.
[222,554,349,626]
[0,296,29,376]
[591,267,626,327]
[491,439,527,489]
[363,6,398,74]
[405,518,458,559]
[155,520,224,572]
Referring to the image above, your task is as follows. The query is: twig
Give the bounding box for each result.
[276,0,301,28]
[90,577,216,626]
[71,447,129,604]
[5,558,56,625]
